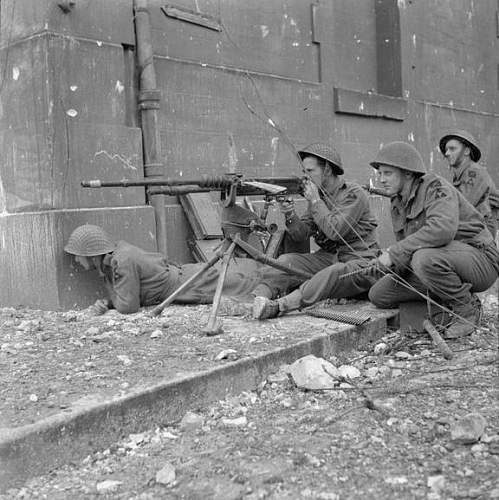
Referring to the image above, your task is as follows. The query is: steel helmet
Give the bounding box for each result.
[370,141,426,175]
[64,224,116,256]
[298,142,344,175]
[439,129,481,162]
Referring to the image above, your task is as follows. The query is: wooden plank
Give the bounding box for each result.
[179,193,223,239]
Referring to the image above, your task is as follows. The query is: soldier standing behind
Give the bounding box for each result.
[368,142,499,339]
[439,129,498,236]
[252,142,379,320]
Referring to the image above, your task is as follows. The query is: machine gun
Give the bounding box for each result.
[82,174,304,206]
[82,173,307,335]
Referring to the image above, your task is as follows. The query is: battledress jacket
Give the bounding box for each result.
[452,160,496,234]
[284,180,378,260]
[387,172,499,272]
[101,241,181,314]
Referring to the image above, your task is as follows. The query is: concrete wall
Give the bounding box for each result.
[0,0,498,309]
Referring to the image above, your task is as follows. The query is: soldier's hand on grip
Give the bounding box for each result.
[302,178,321,204]
[277,197,295,217]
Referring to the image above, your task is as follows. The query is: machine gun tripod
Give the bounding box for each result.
[147,232,312,335]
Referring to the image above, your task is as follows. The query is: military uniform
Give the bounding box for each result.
[369,173,499,309]
[100,241,264,314]
[451,160,497,235]
[255,180,379,299]
[440,130,498,236]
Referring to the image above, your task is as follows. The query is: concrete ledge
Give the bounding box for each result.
[0,309,396,490]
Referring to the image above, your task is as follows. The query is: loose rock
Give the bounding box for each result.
[215,349,238,361]
[156,462,176,486]
[450,413,487,444]
[374,342,389,355]
[96,480,122,494]
[338,365,361,379]
[289,355,339,390]
[222,416,248,427]
[179,411,204,431]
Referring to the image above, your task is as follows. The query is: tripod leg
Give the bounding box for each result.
[150,252,222,316]
[202,241,237,336]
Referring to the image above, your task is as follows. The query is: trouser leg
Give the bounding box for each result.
[411,241,497,308]
[368,272,427,308]
[175,258,266,304]
[255,251,338,298]
[299,259,380,307]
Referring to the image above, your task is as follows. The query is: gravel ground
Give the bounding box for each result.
[0,299,386,428]
[1,291,498,499]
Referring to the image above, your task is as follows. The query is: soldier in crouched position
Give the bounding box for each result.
[64,224,266,315]
[368,142,499,339]
[252,142,380,320]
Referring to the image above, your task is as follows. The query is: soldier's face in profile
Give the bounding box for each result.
[444,139,468,168]
[378,165,404,196]
[302,155,333,188]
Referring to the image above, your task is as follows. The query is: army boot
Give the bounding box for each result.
[444,295,482,339]
[252,290,303,320]
[252,296,279,320]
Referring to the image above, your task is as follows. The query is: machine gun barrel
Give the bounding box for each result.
[82,175,303,192]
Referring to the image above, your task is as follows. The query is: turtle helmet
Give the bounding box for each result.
[439,130,481,162]
[298,142,344,175]
[64,224,116,256]
[370,141,426,175]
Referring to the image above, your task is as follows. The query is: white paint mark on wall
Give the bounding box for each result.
[115,80,124,93]
[12,67,20,80]
[94,151,137,170]
[270,137,279,168]
[407,132,415,142]
[228,133,238,172]
[260,25,270,38]
[66,109,78,117]
[0,174,8,215]
[70,85,78,91]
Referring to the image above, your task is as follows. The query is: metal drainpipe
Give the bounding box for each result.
[133,0,168,256]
